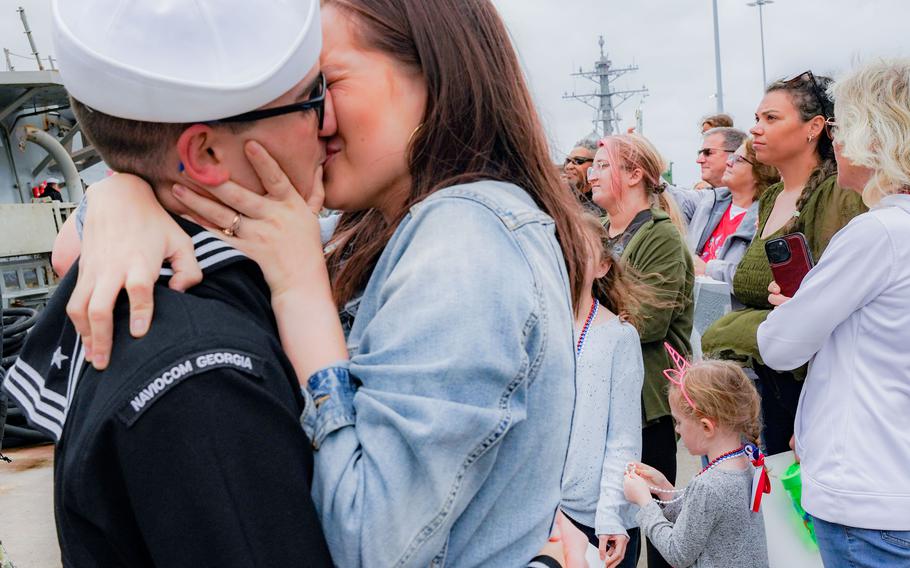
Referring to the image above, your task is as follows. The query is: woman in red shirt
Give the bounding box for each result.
[698,139,774,264]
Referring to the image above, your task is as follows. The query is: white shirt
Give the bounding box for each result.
[561,317,644,536]
[728,204,747,219]
[757,194,910,530]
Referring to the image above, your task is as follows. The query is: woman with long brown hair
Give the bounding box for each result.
[759,58,910,568]
[55,0,588,566]
[702,71,865,455]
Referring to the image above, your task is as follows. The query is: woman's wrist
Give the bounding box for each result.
[266,252,332,300]
[271,283,349,381]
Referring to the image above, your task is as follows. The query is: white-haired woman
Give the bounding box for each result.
[758,59,910,567]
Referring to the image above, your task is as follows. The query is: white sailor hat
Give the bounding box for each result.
[46,177,61,184]
[52,0,321,123]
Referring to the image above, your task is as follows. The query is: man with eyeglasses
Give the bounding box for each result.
[1,1,335,565]
[563,136,600,212]
[695,127,746,189]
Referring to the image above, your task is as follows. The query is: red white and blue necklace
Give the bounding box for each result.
[576,298,599,358]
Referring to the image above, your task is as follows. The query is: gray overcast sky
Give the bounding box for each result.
[4,1,910,185]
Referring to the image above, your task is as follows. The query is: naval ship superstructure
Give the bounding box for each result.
[0,6,109,451]
[1,7,107,310]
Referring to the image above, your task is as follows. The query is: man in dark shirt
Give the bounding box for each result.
[38,178,64,201]
[2,0,334,565]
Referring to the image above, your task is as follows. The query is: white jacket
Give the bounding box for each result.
[757,194,910,531]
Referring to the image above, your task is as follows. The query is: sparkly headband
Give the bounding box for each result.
[662,342,697,410]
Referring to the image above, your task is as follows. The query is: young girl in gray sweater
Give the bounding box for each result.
[623,356,769,567]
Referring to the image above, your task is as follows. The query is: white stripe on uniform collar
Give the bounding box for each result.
[158,230,247,277]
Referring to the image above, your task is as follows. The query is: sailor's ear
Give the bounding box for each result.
[176,124,231,187]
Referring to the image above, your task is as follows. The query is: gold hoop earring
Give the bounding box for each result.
[407,123,424,147]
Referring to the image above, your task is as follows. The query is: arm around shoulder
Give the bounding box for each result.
[52,213,81,277]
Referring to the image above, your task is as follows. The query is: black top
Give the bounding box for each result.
[37,185,63,201]
[604,208,652,257]
[3,219,332,567]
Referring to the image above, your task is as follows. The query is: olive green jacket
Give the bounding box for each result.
[619,209,694,422]
[701,175,866,369]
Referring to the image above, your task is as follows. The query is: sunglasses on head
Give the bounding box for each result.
[783,70,832,123]
[215,73,327,129]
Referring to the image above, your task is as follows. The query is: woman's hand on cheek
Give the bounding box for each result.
[172,141,326,298]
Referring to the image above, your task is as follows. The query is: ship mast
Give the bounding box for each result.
[563,36,648,136]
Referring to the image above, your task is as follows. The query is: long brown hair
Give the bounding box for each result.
[323,0,587,307]
[766,72,837,234]
[581,214,669,334]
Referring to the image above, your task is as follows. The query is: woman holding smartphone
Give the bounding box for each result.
[701,71,865,454]
[759,58,910,568]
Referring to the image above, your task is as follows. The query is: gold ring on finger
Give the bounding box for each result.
[222,213,242,237]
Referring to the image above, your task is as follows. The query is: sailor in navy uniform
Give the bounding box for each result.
[1,0,334,565]
[4,221,333,567]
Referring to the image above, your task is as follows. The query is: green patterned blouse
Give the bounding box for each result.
[701,175,866,368]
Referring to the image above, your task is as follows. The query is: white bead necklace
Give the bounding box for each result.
[629,446,747,505]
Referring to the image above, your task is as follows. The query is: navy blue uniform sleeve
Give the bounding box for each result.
[114,367,333,568]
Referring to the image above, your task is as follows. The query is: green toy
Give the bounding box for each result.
[779,462,818,546]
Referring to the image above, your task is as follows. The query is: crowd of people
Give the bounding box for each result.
[1,0,908,567]
[560,62,909,567]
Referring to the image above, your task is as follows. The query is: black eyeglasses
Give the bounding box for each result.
[825,117,838,140]
[565,156,594,166]
[697,148,733,158]
[783,70,831,123]
[726,154,754,167]
[216,73,326,129]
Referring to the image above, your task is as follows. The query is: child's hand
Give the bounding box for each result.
[599,534,630,568]
[629,462,673,492]
[623,471,652,506]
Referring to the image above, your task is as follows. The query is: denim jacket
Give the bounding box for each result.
[303,180,576,567]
